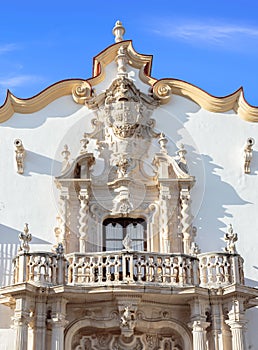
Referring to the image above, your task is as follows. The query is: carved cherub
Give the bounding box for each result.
[121,306,131,327]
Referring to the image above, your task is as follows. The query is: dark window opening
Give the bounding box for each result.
[103,217,146,251]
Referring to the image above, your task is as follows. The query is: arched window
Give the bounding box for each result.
[103,218,146,251]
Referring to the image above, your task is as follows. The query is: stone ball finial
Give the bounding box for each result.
[112,20,125,43]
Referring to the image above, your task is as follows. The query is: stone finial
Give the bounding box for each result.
[14,139,25,174]
[158,133,168,153]
[190,242,201,256]
[55,242,64,256]
[80,133,89,154]
[61,144,70,173]
[19,223,32,253]
[244,137,255,174]
[176,143,189,173]
[112,20,125,43]
[224,224,238,254]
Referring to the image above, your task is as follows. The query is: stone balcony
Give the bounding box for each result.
[11,249,244,290]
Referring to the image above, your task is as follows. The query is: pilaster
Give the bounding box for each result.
[225,298,247,350]
[189,297,210,350]
[50,298,68,350]
[32,289,47,350]
[13,297,30,350]
[190,320,210,350]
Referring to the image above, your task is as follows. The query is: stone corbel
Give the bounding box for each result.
[14,139,25,174]
[244,137,255,173]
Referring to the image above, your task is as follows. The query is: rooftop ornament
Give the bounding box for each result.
[80,133,89,154]
[112,20,125,43]
[224,224,238,254]
[158,133,168,154]
[176,143,189,174]
[14,139,26,174]
[61,144,70,173]
[19,223,32,254]
[244,137,255,174]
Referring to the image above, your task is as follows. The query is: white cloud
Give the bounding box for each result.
[0,74,43,88]
[154,20,258,48]
[0,43,18,55]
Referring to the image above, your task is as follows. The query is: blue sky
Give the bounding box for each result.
[0,0,258,106]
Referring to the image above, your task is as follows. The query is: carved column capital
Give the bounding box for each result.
[188,320,210,331]
[188,320,210,350]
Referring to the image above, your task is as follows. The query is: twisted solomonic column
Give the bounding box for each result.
[180,188,193,254]
[79,190,89,253]
[59,193,69,252]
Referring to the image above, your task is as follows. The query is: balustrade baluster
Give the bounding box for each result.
[114,255,120,281]
[186,258,191,284]
[178,256,184,285]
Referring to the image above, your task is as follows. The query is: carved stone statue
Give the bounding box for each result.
[19,223,32,254]
[224,224,238,254]
[122,232,132,251]
[120,306,136,337]
[244,137,255,173]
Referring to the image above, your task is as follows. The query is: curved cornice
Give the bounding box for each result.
[153,79,258,122]
[0,79,85,123]
[89,40,156,87]
[0,40,258,123]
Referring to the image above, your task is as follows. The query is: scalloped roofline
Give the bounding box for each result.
[0,40,258,123]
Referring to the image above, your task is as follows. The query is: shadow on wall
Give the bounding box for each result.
[249,149,258,176]
[160,96,250,252]
[192,152,251,252]
[23,150,62,177]
[0,97,82,129]
[0,224,51,287]
[245,276,258,288]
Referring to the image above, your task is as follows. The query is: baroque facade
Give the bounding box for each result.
[0,21,258,350]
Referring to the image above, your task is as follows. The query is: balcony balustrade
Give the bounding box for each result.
[198,252,244,287]
[11,250,244,289]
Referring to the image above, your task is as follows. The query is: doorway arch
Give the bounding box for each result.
[65,317,192,349]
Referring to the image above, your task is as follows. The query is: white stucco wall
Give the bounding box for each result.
[0,62,258,348]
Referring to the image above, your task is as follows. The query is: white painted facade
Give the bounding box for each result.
[0,22,258,349]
